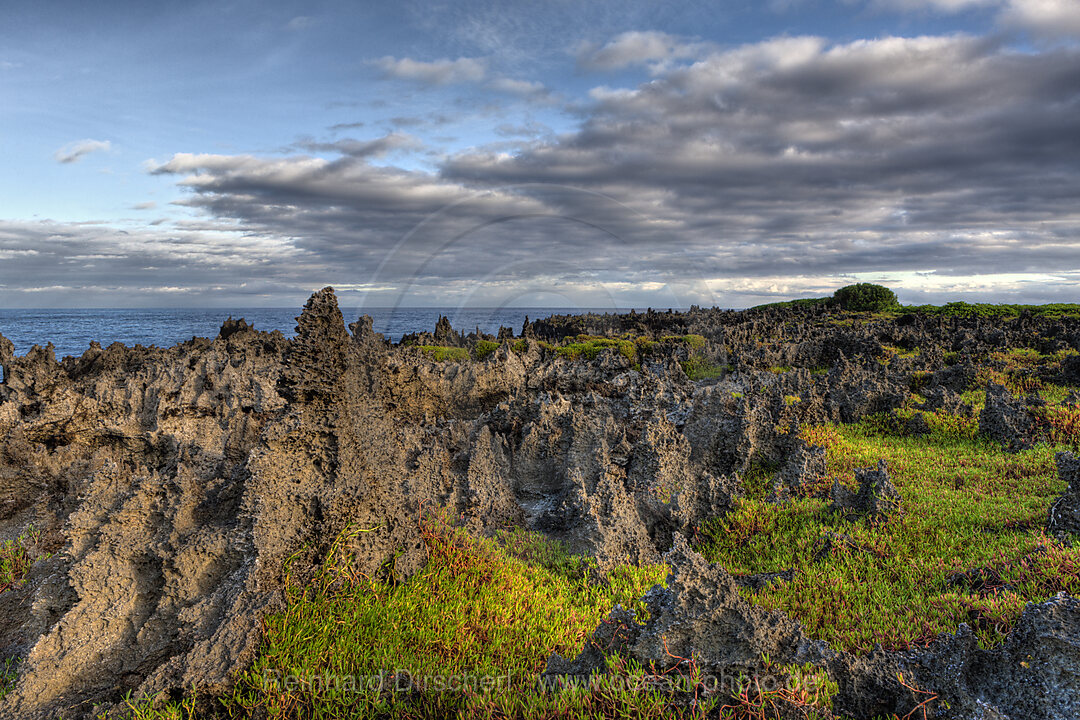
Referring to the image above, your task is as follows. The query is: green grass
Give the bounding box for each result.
[699,418,1080,653]
[751,296,1080,321]
[546,334,707,369]
[556,337,639,361]
[474,340,500,360]
[751,297,832,311]
[0,527,39,595]
[882,345,920,360]
[661,334,706,350]
[0,658,17,702]
[1,529,44,702]
[217,519,669,719]
[417,345,471,362]
[905,302,1080,319]
[681,357,730,381]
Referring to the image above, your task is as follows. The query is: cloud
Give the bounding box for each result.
[286,16,315,30]
[21,32,1079,308]
[0,218,314,309]
[328,121,366,132]
[869,0,998,11]
[862,0,1080,36]
[55,139,112,164]
[153,34,1080,306]
[577,31,707,71]
[373,56,487,85]
[486,77,551,98]
[296,133,424,158]
[132,201,156,210]
[494,121,552,138]
[386,114,455,128]
[1000,0,1080,36]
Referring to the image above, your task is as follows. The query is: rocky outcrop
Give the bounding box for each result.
[547,541,1080,720]
[2,291,1079,718]
[1049,451,1080,536]
[0,291,431,719]
[828,460,902,524]
[980,383,1037,450]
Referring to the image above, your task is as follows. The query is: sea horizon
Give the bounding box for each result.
[0,305,688,359]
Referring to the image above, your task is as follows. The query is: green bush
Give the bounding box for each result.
[474,340,499,360]
[832,283,899,312]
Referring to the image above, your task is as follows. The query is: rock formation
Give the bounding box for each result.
[1,289,1079,718]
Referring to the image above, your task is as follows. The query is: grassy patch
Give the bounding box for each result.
[1,527,40,595]
[681,357,730,381]
[417,345,470,362]
[556,337,638,361]
[220,519,668,719]
[699,418,1080,653]
[905,302,1080,319]
[544,334,707,368]
[474,340,500,360]
[0,658,17,702]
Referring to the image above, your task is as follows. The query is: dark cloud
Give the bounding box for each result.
[9,33,1079,308]
[295,133,423,158]
[328,121,366,132]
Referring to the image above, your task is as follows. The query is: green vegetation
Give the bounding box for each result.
[544,334,710,372]
[663,334,707,350]
[417,345,470,362]
[511,339,529,354]
[906,302,1080,319]
[832,283,900,313]
[0,658,17,701]
[752,285,1080,320]
[699,417,1080,653]
[681,356,730,381]
[1,527,39,595]
[217,519,669,719]
[474,339,500,360]
[1,530,45,701]
[882,345,920,360]
[555,336,639,361]
[752,297,832,312]
[970,348,1079,399]
[113,691,196,720]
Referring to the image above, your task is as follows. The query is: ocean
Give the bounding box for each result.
[0,307,641,359]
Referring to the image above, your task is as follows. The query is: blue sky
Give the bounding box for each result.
[1,0,1078,309]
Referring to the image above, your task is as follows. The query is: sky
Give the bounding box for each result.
[1,0,1079,311]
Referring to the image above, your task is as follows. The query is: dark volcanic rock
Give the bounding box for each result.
[828,460,902,524]
[980,383,1036,451]
[1049,451,1080,536]
[3,292,1080,718]
[546,537,828,682]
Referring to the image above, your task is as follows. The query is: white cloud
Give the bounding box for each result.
[577,31,707,71]
[286,16,315,30]
[1001,0,1080,36]
[373,56,487,85]
[871,0,998,11]
[55,139,112,164]
[487,77,549,96]
[861,0,1080,36]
